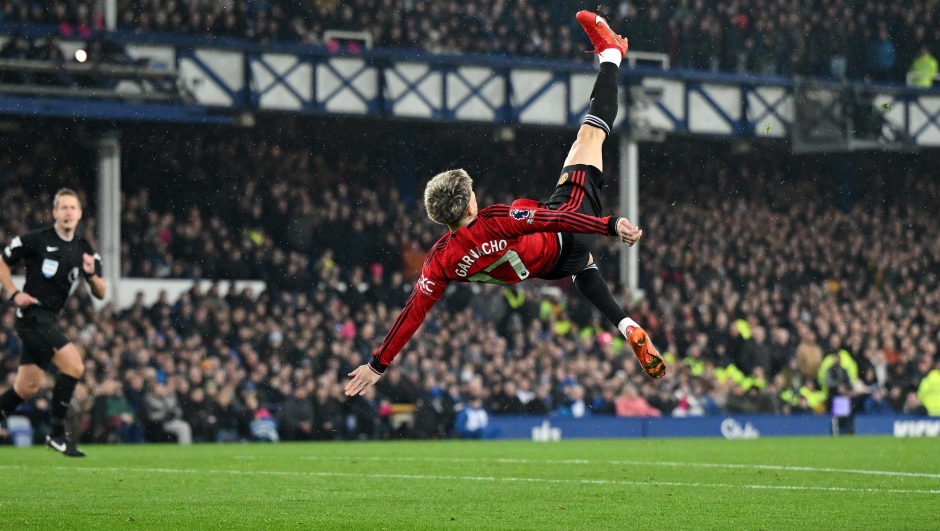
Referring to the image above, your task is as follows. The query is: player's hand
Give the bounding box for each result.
[345,364,381,396]
[616,218,643,246]
[12,291,38,307]
[82,253,97,276]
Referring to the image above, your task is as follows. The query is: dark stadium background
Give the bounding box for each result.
[0,0,938,448]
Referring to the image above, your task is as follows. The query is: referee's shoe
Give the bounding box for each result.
[46,434,86,457]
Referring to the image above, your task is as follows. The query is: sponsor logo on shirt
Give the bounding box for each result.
[416,275,436,295]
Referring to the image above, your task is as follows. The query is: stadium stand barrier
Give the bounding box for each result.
[9,275,265,310]
[854,416,940,437]
[493,414,833,440]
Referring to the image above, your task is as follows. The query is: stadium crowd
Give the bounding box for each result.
[1,122,939,445]
[3,0,940,83]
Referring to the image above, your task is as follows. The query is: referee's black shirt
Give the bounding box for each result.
[2,228,102,314]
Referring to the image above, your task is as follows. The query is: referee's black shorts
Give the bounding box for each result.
[13,307,69,370]
[542,164,606,280]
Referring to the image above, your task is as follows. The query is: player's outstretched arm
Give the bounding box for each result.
[345,364,381,396]
[615,217,642,246]
[344,275,447,396]
[491,205,643,246]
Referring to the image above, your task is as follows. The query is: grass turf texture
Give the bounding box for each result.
[0,437,938,530]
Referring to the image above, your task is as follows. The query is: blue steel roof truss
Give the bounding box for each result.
[250,54,311,110]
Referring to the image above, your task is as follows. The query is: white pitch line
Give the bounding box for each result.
[0,465,937,496]
[291,455,940,480]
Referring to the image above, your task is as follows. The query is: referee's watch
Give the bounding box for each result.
[9,290,20,304]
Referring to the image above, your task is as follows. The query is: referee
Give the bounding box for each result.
[0,188,105,457]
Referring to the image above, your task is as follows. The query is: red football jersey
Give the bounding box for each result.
[368,199,619,373]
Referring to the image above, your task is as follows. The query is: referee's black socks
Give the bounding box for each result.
[50,374,79,438]
[0,388,24,419]
[583,62,620,137]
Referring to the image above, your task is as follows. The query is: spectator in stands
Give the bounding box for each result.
[862,387,894,415]
[615,384,660,417]
[724,383,756,414]
[143,382,192,444]
[91,379,143,443]
[557,385,590,418]
[902,392,929,416]
[868,26,896,81]
[278,385,315,441]
[0,33,33,84]
[796,325,823,378]
[918,361,940,416]
[210,389,242,442]
[454,397,501,439]
[312,385,341,440]
[909,45,939,88]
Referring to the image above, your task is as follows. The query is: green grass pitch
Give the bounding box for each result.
[0,437,938,530]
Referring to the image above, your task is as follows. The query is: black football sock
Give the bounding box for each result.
[582,62,619,136]
[573,264,628,326]
[50,374,79,438]
[0,388,25,418]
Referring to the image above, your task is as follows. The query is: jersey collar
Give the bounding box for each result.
[53,226,75,242]
[452,215,478,233]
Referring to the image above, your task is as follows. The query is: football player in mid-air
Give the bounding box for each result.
[345,10,665,397]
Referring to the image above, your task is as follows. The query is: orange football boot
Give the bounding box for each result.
[626,325,666,378]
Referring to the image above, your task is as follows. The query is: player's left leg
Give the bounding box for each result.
[547,11,665,378]
[0,364,44,422]
[47,343,86,457]
[572,256,665,378]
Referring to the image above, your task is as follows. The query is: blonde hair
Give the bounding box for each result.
[424,169,473,226]
[53,188,81,210]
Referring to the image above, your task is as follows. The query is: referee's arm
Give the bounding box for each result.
[0,238,38,306]
[82,253,106,300]
[0,257,18,300]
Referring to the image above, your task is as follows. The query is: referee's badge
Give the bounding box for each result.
[42,259,59,278]
[558,173,569,185]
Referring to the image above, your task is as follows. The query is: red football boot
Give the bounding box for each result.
[625,325,666,379]
[576,10,629,58]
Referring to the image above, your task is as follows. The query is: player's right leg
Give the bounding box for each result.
[46,343,86,457]
[562,10,628,171]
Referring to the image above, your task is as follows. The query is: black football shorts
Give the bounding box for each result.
[14,307,69,370]
[542,164,606,280]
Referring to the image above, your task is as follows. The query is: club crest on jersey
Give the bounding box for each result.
[509,209,535,224]
[416,275,436,295]
[42,259,59,278]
